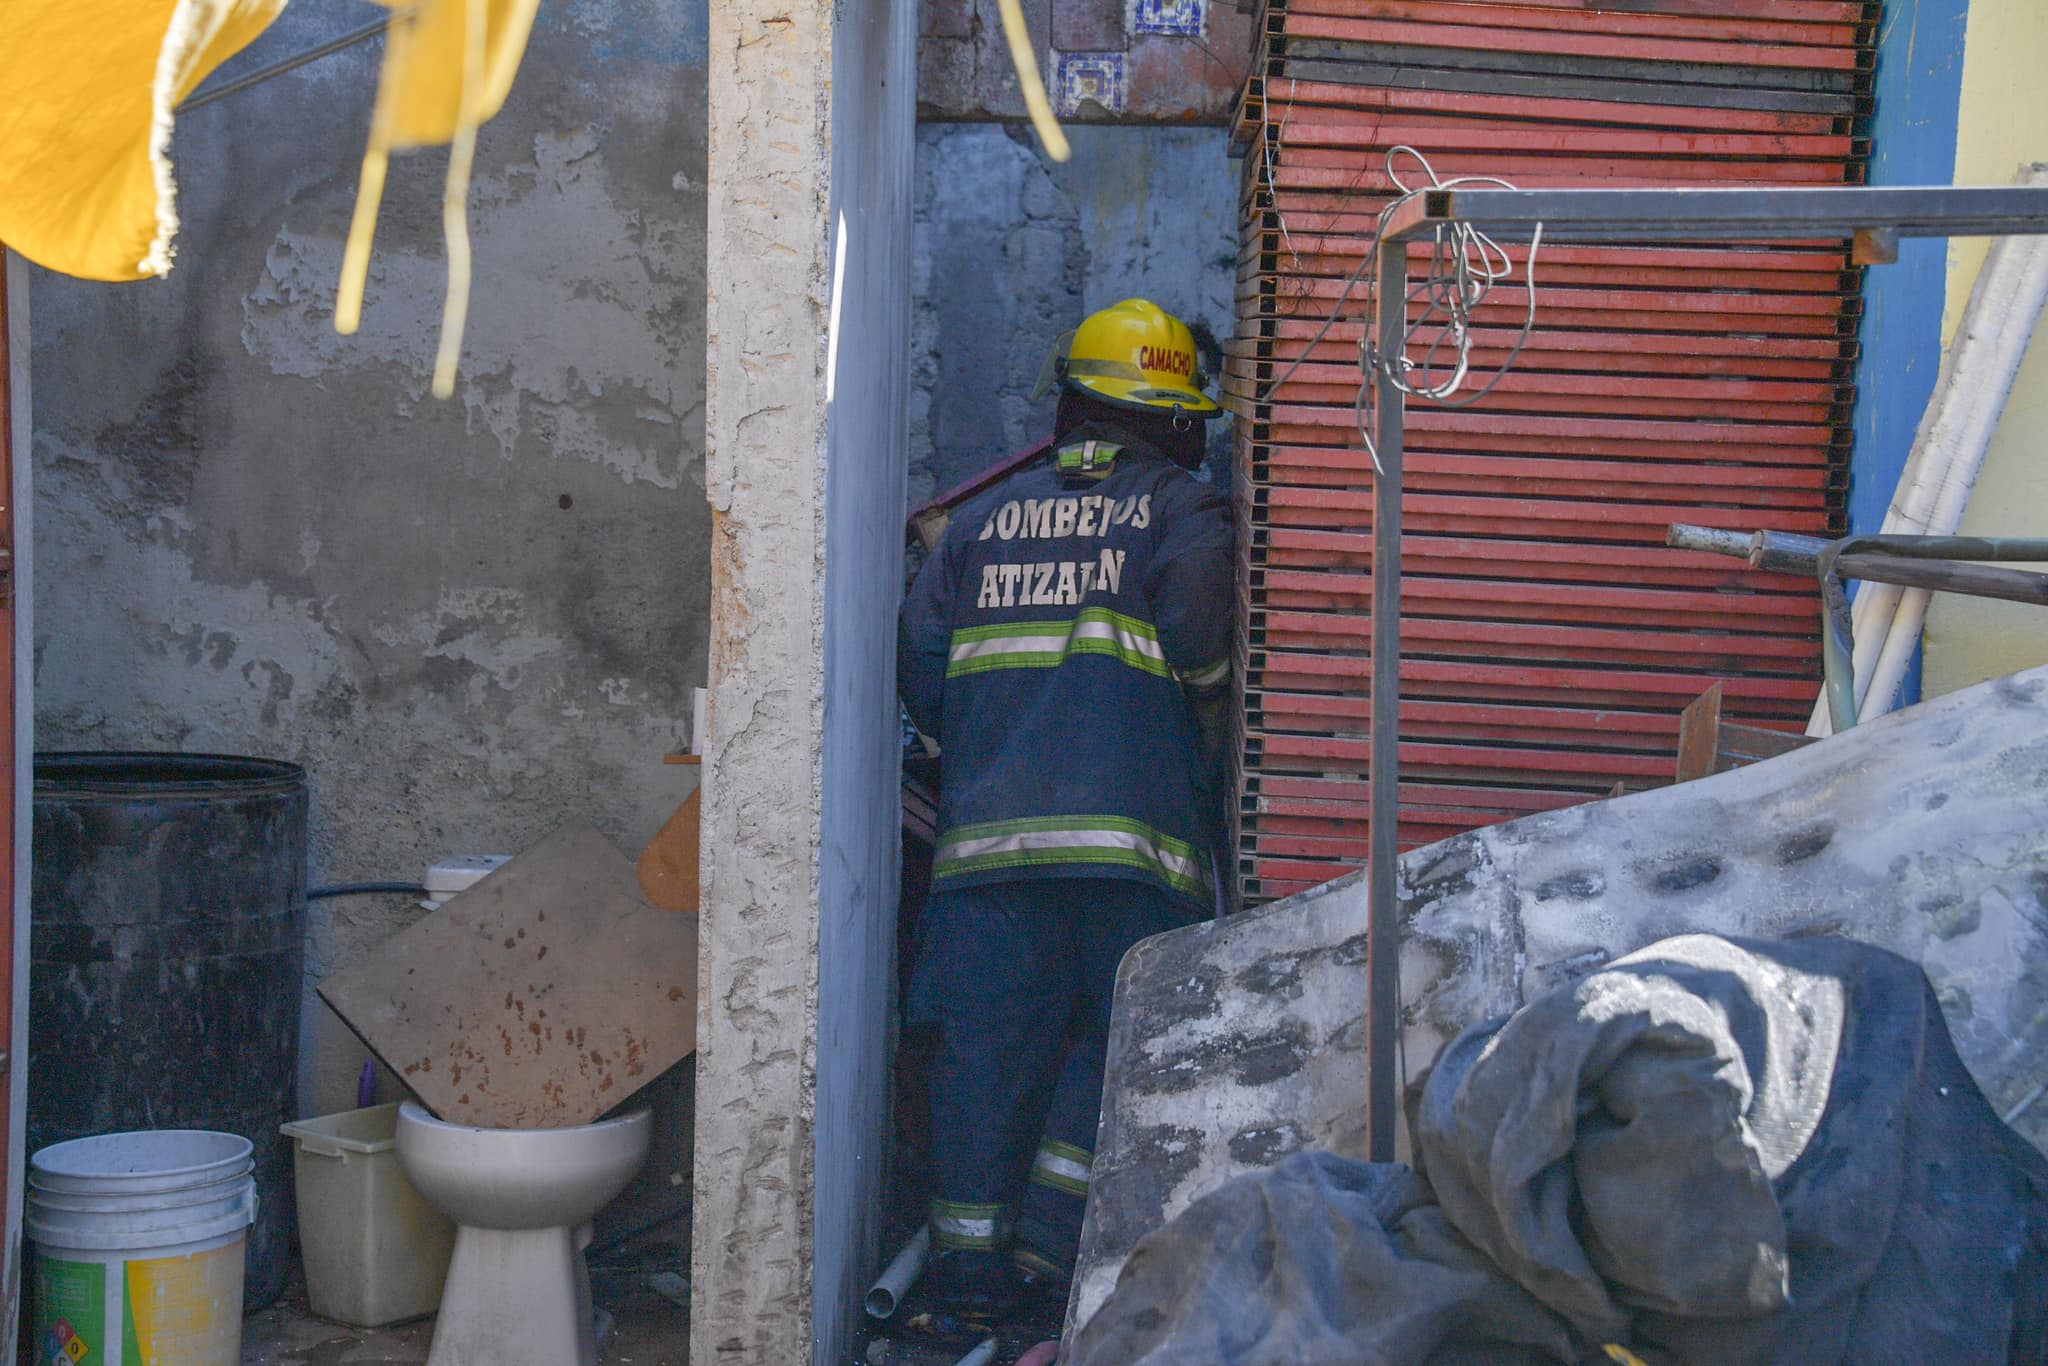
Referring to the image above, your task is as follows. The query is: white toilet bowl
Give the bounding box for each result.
[396,1102,652,1366]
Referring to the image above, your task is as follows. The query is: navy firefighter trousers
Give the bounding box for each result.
[908,876,1198,1284]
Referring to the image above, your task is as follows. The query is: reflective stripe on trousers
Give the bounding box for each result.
[931,1199,1006,1251]
[946,607,1168,679]
[1029,1139,1092,1199]
[933,815,1210,900]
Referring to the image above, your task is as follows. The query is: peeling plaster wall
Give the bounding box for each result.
[27,0,710,1117]
[691,2,831,1362]
[910,123,1240,502]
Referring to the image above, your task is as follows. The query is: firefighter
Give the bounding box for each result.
[898,298,1233,1317]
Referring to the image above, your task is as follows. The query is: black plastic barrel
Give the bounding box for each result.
[29,753,306,1312]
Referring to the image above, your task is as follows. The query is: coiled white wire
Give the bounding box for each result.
[1260,146,1544,474]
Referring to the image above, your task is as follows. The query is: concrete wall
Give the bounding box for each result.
[910,123,1240,503]
[1922,0,2048,697]
[26,0,711,1116]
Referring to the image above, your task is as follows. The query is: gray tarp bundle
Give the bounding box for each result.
[1072,934,2048,1364]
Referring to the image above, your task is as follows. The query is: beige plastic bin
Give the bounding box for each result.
[281,1103,456,1327]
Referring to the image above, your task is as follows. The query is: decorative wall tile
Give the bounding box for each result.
[1131,0,1202,37]
[1055,51,1128,116]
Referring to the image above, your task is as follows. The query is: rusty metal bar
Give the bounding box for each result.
[1407,184,2048,242]
[1669,524,2048,605]
[1826,533,2046,730]
[1366,229,1406,1163]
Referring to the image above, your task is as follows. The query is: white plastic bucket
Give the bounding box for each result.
[26,1131,257,1366]
[280,1104,454,1327]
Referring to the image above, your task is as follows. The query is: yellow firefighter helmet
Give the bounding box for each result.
[1040,298,1223,420]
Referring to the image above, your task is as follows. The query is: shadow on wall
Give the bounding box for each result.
[911,123,1239,501]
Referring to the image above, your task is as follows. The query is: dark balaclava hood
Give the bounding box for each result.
[1054,390,1206,470]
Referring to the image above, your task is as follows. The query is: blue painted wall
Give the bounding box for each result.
[1848,0,1968,701]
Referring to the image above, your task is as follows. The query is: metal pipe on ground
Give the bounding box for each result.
[864,1226,931,1320]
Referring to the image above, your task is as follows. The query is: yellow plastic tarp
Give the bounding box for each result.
[371,0,536,148]
[339,0,540,396]
[0,0,288,281]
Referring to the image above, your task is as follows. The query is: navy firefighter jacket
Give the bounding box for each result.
[898,433,1234,911]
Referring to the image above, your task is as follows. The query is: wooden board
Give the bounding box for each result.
[638,787,701,912]
[319,820,699,1128]
[1675,681,1817,782]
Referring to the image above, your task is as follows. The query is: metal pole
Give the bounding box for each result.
[1668,524,2048,606]
[1366,231,1408,1163]
[1818,542,1860,733]
[176,16,394,114]
[1423,184,2048,243]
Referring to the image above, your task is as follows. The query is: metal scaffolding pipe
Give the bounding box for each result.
[1668,524,2048,608]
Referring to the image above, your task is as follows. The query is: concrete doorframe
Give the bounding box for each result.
[690,2,918,1362]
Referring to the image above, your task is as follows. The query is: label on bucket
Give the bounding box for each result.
[35,1259,103,1364]
[36,1244,243,1366]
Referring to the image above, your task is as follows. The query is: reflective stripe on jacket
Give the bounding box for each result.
[898,434,1232,910]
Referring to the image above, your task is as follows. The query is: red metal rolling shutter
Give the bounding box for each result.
[1227,0,1877,904]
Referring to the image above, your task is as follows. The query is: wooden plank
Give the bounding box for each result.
[637,788,702,912]
[1258,75,1847,134]
[1720,718,1820,769]
[1272,59,1858,117]
[319,820,699,1128]
[1255,318,1854,362]
[1673,681,1725,782]
[1246,652,1821,708]
[1281,0,1863,47]
[1255,570,1822,630]
[1230,362,1850,406]
[1250,527,1822,592]
[1264,118,1858,160]
[1277,31,1864,84]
